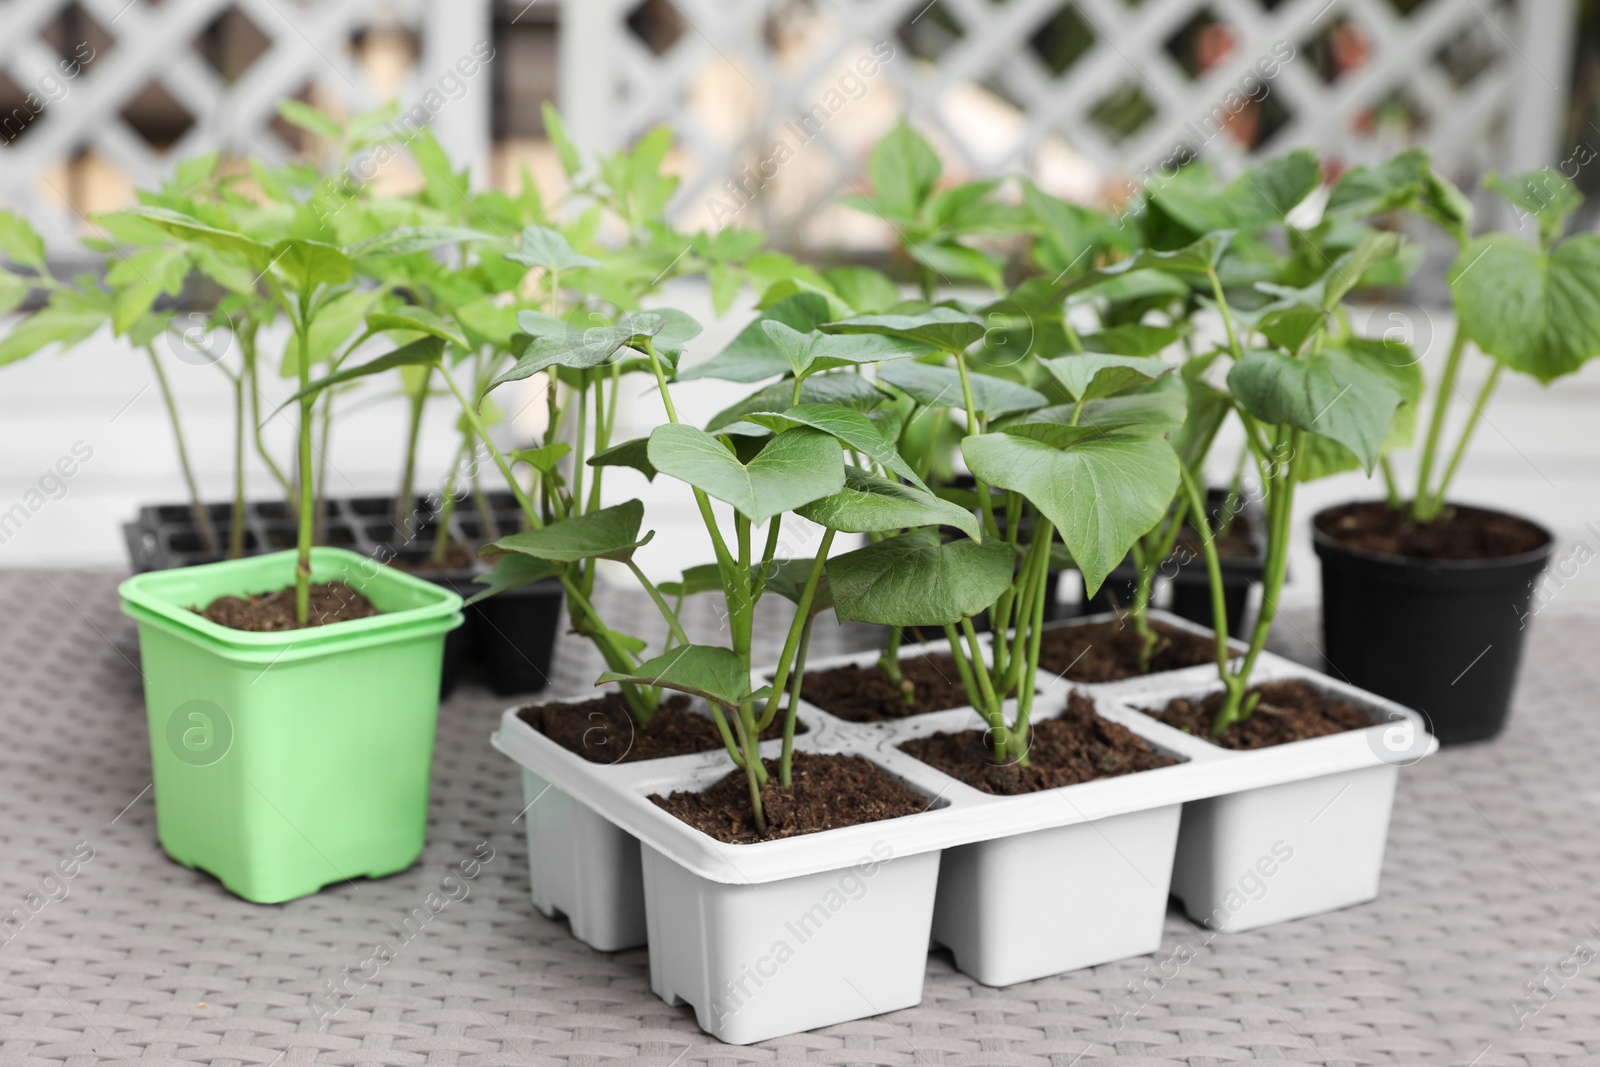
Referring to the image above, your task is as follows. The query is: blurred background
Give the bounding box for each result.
[1,0,1596,609]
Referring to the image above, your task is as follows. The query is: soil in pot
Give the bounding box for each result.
[649,752,926,844]
[1315,501,1548,560]
[800,653,980,721]
[391,540,478,572]
[1144,679,1373,749]
[520,693,806,764]
[1174,513,1259,560]
[901,691,1176,794]
[200,581,379,631]
[1037,619,1215,682]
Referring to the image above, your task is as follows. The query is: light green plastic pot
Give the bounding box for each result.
[119,547,464,904]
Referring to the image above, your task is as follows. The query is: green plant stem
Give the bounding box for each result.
[1178,463,1240,691]
[145,344,218,553]
[780,615,813,787]
[1424,362,1502,521]
[395,367,430,522]
[1412,325,1468,520]
[760,528,835,732]
[241,330,293,503]
[571,381,588,519]
[738,701,767,832]
[960,616,1005,758]
[432,440,467,565]
[1207,268,1246,364]
[440,366,540,524]
[230,372,246,559]
[1379,456,1402,509]
[954,351,1000,540]
[294,319,314,626]
[624,559,690,647]
[314,393,333,545]
[1007,515,1054,764]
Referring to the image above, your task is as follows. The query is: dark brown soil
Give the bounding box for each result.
[1316,501,1548,561]
[800,652,978,721]
[393,540,477,572]
[1144,678,1374,749]
[200,582,379,631]
[521,693,805,764]
[901,691,1177,795]
[649,751,927,843]
[1037,619,1216,683]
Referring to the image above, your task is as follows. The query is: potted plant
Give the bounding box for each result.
[113,211,474,903]
[1309,155,1596,742]
[1119,204,1436,930]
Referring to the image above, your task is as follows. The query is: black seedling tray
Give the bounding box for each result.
[123,493,563,698]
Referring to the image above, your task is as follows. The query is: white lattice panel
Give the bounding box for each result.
[560,0,1576,246]
[0,0,491,252]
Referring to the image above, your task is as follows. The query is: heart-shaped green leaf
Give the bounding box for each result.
[1041,354,1172,402]
[483,499,653,562]
[1449,233,1600,382]
[1080,324,1180,357]
[588,436,657,480]
[507,225,600,272]
[877,360,1046,418]
[707,371,884,431]
[828,528,1014,627]
[762,320,819,378]
[597,645,765,709]
[1227,348,1401,471]
[466,554,563,606]
[745,401,926,490]
[489,321,641,391]
[678,292,835,382]
[1061,232,1233,299]
[1017,379,1187,437]
[824,308,987,353]
[962,427,1178,595]
[648,424,845,523]
[796,466,981,540]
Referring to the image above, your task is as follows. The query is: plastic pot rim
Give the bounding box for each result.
[119,546,463,663]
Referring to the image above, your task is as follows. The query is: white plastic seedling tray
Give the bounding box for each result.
[491,608,1435,1036]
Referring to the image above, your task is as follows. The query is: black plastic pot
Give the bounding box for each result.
[122,493,564,698]
[1312,502,1553,745]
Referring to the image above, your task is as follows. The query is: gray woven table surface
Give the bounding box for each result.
[3,569,1597,1066]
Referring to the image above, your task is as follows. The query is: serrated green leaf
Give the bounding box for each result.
[508,224,600,272]
[0,211,48,272]
[349,226,496,259]
[272,239,351,292]
[0,271,28,315]
[0,301,107,366]
[131,207,272,268]
[867,122,941,221]
[828,528,1013,627]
